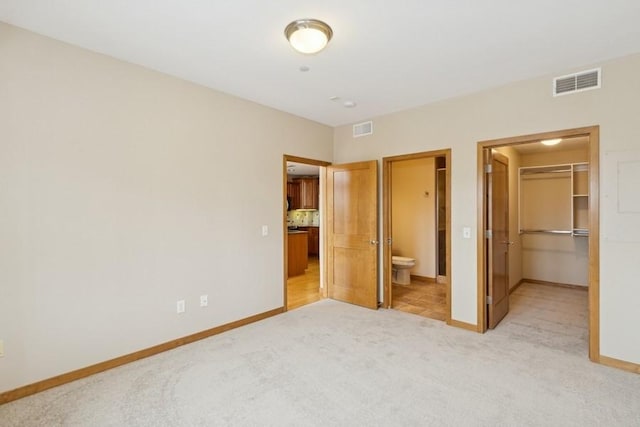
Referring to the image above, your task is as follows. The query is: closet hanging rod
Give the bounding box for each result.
[520,229,573,235]
[520,169,572,175]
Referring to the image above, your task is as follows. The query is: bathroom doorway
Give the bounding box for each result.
[283,155,330,311]
[382,149,451,323]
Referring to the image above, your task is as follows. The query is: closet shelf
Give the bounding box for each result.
[520,165,572,175]
[519,162,589,237]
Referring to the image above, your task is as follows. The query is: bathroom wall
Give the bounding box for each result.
[519,147,589,286]
[494,146,523,290]
[391,157,436,278]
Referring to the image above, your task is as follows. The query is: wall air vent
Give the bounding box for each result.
[553,68,601,96]
[353,121,373,138]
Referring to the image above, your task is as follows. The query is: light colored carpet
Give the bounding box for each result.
[2,291,639,426]
[507,282,589,356]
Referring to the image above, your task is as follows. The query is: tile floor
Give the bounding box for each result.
[391,278,447,321]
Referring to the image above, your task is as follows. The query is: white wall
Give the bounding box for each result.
[391,158,436,278]
[334,52,640,364]
[0,23,333,392]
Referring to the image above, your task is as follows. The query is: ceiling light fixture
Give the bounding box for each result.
[285,19,333,54]
[541,138,562,146]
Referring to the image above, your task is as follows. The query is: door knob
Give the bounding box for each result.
[370,240,379,245]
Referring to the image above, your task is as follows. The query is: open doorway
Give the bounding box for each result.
[477,126,600,361]
[283,155,330,310]
[382,149,452,323]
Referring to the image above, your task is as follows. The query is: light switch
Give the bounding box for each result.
[463,227,471,239]
[261,225,268,236]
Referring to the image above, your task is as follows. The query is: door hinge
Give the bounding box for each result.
[387,238,393,246]
[486,295,493,305]
[484,164,492,173]
[485,230,493,239]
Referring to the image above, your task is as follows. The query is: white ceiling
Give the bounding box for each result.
[287,162,320,177]
[2,1,640,126]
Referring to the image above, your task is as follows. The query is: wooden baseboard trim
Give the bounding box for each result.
[0,306,284,405]
[410,274,436,283]
[448,319,479,333]
[509,279,525,295]
[521,278,588,291]
[599,355,640,374]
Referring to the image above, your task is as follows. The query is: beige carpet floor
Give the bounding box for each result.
[1,285,639,426]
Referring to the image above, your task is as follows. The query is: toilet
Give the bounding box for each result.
[392,256,416,285]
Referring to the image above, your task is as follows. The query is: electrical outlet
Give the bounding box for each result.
[463,227,471,239]
[0,340,4,357]
[200,294,208,307]
[176,300,185,314]
[261,225,269,236]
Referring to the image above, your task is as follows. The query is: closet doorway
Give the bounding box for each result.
[477,126,600,361]
[382,149,452,323]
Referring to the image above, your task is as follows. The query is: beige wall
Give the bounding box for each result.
[0,23,333,392]
[519,148,589,286]
[520,148,588,167]
[391,158,436,278]
[494,147,522,289]
[334,52,640,365]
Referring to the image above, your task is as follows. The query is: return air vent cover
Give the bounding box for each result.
[553,68,601,96]
[353,121,373,138]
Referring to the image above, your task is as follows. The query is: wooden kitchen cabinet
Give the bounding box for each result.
[295,177,319,209]
[298,226,319,256]
[287,181,300,210]
[287,231,308,277]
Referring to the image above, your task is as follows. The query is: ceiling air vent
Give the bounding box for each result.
[553,68,601,96]
[353,121,373,138]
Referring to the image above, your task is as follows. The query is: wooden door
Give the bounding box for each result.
[487,151,510,328]
[327,160,378,309]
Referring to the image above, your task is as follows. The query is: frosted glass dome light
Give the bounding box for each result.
[285,19,333,54]
[541,138,562,146]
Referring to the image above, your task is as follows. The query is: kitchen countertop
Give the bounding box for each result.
[287,230,308,234]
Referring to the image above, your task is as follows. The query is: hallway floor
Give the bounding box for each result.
[287,256,322,310]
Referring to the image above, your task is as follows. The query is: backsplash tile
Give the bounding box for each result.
[287,209,320,226]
